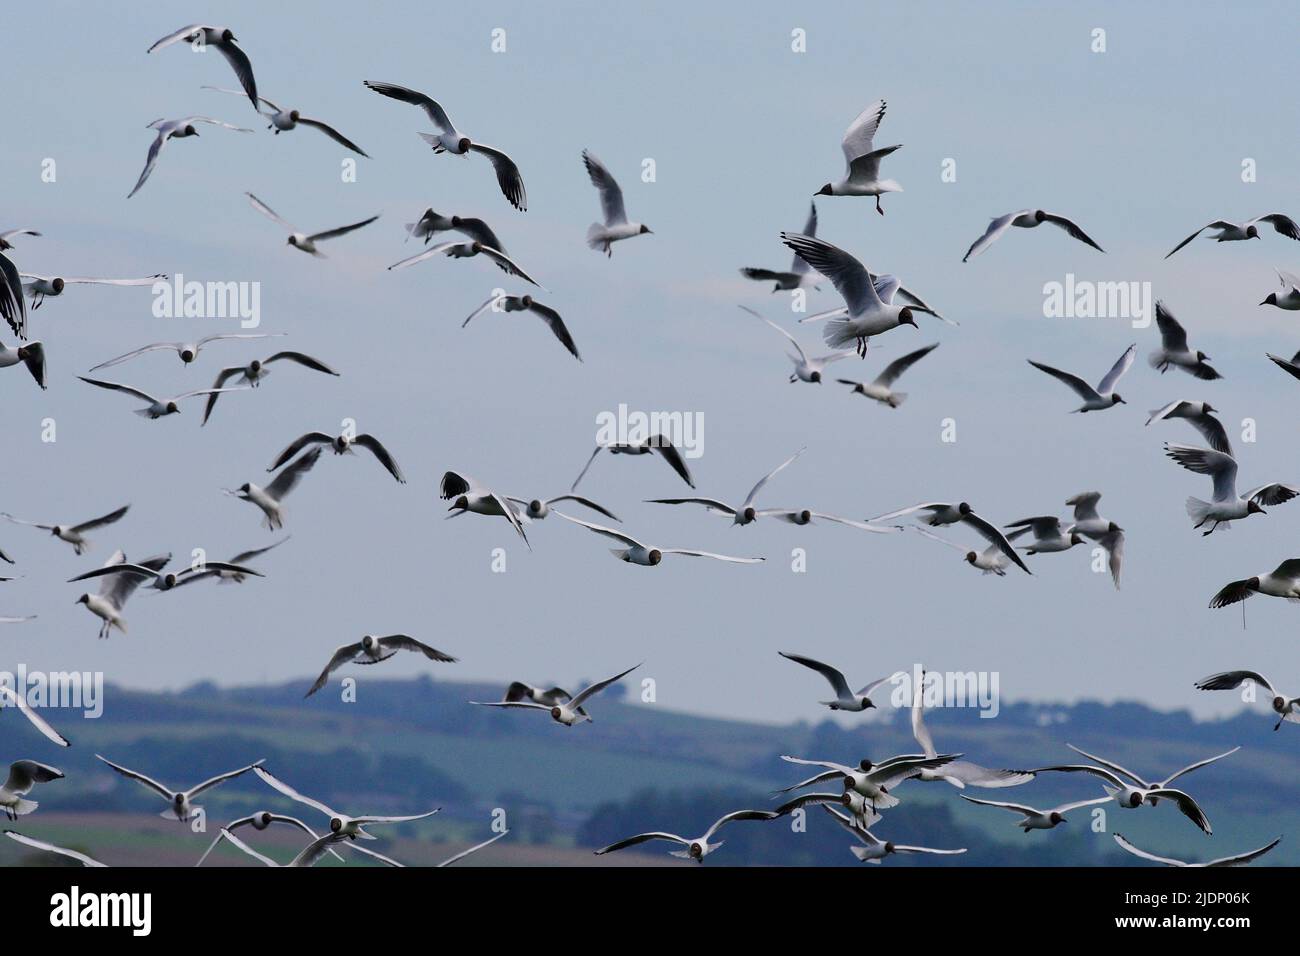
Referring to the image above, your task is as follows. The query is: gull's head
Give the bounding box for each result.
[1049,811,1065,825]
[1247,500,1266,516]
[796,510,812,525]
[520,295,533,308]
[361,635,376,651]
[222,29,236,42]
[639,225,652,235]
[179,348,196,363]
[1110,393,1126,405]
[1125,792,1142,808]
[51,277,65,294]
[1261,293,1278,307]
[1273,695,1287,711]
[1070,530,1085,546]
[1108,521,1123,533]
[957,502,972,516]
[249,359,262,373]
[237,482,252,496]
[449,215,462,227]
[647,548,663,566]
[1247,576,1262,592]
[550,705,563,720]
[470,241,483,255]
[254,812,274,829]
[330,817,343,833]
[965,551,978,564]
[458,137,472,153]
[173,793,185,808]
[161,573,178,589]
[810,370,822,383]
[1246,225,1260,239]
[1033,210,1047,223]
[883,841,896,854]
[289,110,301,122]
[742,506,756,524]
[816,183,833,196]
[1202,402,1216,414]
[448,495,468,513]
[287,236,299,247]
[858,758,874,772]
[688,842,704,859]
[165,401,180,415]
[899,307,917,328]
[75,593,89,606]
[1197,350,1210,362]
[528,499,543,516]
[50,526,63,537]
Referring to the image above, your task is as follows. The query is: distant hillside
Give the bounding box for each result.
[0,677,1289,866]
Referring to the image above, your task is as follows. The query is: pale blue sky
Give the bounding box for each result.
[1,1,1298,726]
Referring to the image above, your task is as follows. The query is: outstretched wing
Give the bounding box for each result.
[582,149,626,225]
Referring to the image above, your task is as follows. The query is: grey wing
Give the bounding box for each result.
[387,241,465,271]
[943,762,1036,788]
[1194,670,1275,696]
[478,247,543,289]
[1250,213,1300,241]
[1147,788,1211,834]
[645,497,736,515]
[71,505,130,534]
[376,634,457,663]
[1159,746,1240,788]
[581,150,626,224]
[345,842,404,867]
[961,512,1032,574]
[1244,483,1300,507]
[778,651,852,699]
[1,760,61,795]
[450,217,505,251]
[308,215,380,243]
[1163,444,1237,501]
[594,831,687,854]
[742,448,804,508]
[4,830,104,866]
[354,434,405,483]
[792,201,818,272]
[252,766,337,818]
[94,754,172,799]
[1096,344,1136,394]
[874,343,939,387]
[1189,411,1232,456]
[545,495,619,522]
[470,144,527,212]
[228,537,290,565]
[201,369,242,425]
[265,446,324,499]
[0,251,27,338]
[264,351,339,376]
[127,132,168,198]
[88,342,180,372]
[1206,837,1282,868]
[186,759,266,798]
[963,212,1022,262]
[958,794,1035,815]
[840,99,886,163]
[1041,213,1105,252]
[1066,491,1102,521]
[552,512,641,549]
[0,686,70,747]
[306,643,363,697]
[362,81,453,130]
[147,24,210,52]
[1026,361,1100,401]
[245,192,297,231]
[1029,763,1127,788]
[702,809,778,840]
[781,233,880,314]
[268,432,332,472]
[1099,529,1124,590]
[296,118,368,157]
[1164,223,1214,259]
[436,830,508,867]
[570,663,641,708]
[1154,301,1189,351]
[650,439,695,487]
[1064,744,1147,786]
[213,40,258,109]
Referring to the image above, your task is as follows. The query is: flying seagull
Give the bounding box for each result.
[21,272,167,309]
[78,376,248,419]
[405,210,506,249]
[1260,269,1300,310]
[1163,443,1297,534]
[1145,400,1231,455]
[911,669,1035,788]
[1149,301,1220,379]
[363,80,527,210]
[963,210,1104,261]
[836,342,939,407]
[225,447,323,530]
[75,550,170,638]
[128,116,253,198]
[582,150,651,256]
[1113,832,1280,868]
[202,86,367,155]
[267,429,404,483]
[253,765,439,840]
[463,294,580,361]
[95,754,265,821]
[555,512,763,567]
[778,651,893,712]
[147,25,259,111]
[1027,344,1135,412]
[2,504,129,555]
[306,634,456,698]
[202,351,340,425]
[1195,669,1300,731]
[646,448,804,526]
[911,526,1013,576]
[245,193,379,257]
[472,663,641,726]
[822,806,966,863]
[1165,214,1300,258]
[959,794,1110,831]
[4,830,104,866]
[441,471,530,547]
[815,99,902,215]
[571,436,694,490]
[196,810,343,866]
[89,332,283,372]
[67,557,262,592]
[741,202,822,290]
[867,502,1032,575]
[505,492,619,523]
[178,539,290,585]
[741,305,850,383]
[388,240,543,288]
[1209,558,1300,610]
[593,809,778,862]
[777,753,960,811]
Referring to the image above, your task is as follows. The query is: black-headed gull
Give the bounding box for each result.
[78,376,248,419]
[1165,214,1300,258]
[75,550,169,638]
[959,794,1110,830]
[4,830,104,866]
[836,342,939,407]
[798,273,952,327]
[0,228,39,252]
[226,447,323,530]
[963,210,1104,261]
[772,790,882,831]
[646,448,803,525]
[1063,491,1116,540]
[0,251,26,339]
[219,827,400,867]
[363,80,526,211]
[1195,669,1300,731]
[582,150,650,256]
[593,808,777,862]
[571,437,694,490]
[1267,350,1300,382]
[822,806,966,863]
[555,512,762,566]
[436,830,509,867]
[1146,400,1231,455]
[778,652,893,712]
[441,471,530,547]
[1260,269,1300,310]
[202,86,367,156]
[0,340,44,389]
[67,557,262,592]
[1164,443,1297,534]
[246,193,378,257]
[504,491,619,523]
[490,681,590,721]
[912,526,1011,576]
[405,210,505,249]
[1035,743,1239,834]
[253,765,438,840]
[1114,832,1279,868]
[179,539,290,584]
[96,754,264,822]
[196,810,342,866]
[757,509,900,534]
[148,24,259,110]
[472,663,640,726]
[268,429,404,483]
[20,271,167,309]
[388,240,542,288]
[1027,344,1135,412]
[202,351,339,425]
[781,233,917,356]
[1150,302,1219,379]
[741,202,821,290]
[815,100,902,215]
[910,671,1035,788]
[740,305,849,383]
[2,504,128,555]
[0,686,69,748]
[463,294,579,360]
[128,116,253,198]
[869,502,1031,575]
[89,332,283,372]
[1003,516,1086,554]
[305,634,456,698]
[1209,558,1300,610]
[778,753,960,811]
